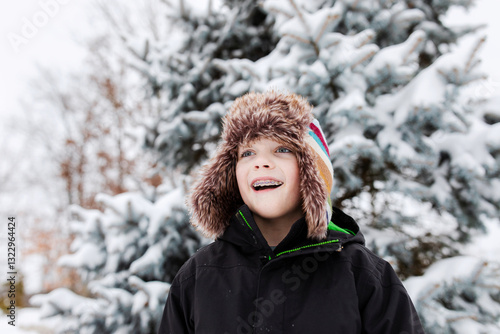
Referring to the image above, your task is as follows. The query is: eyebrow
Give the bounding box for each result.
[239,141,289,150]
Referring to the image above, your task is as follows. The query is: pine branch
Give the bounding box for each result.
[314,13,341,45]
[322,39,341,49]
[352,30,375,48]
[418,283,441,302]
[241,65,262,81]
[351,49,377,70]
[471,261,487,283]
[446,315,478,323]
[477,283,500,289]
[288,0,309,36]
[402,34,425,64]
[264,5,293,19]
[465,36,486,73]
[282,33,313,45]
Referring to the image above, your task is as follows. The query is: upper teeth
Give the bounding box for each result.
[252,180,283,188]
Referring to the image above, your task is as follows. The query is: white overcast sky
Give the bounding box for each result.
[0,0,499,122]
[0,1,94,120]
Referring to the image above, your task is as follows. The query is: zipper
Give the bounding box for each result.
[258,239,342,268]
[274,239,341,258]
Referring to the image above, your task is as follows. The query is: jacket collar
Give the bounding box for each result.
[218,205,365,258]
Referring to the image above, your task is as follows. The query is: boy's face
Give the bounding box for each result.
[236,137,303,224]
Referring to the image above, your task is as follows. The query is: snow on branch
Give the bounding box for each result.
[405,256,500,332]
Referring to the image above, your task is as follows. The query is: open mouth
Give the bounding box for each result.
[252,180,283,191]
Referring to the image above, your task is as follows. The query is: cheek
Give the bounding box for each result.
[286,161,301,195]
[235,164,247,193]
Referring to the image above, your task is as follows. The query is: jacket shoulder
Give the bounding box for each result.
[340,242,403,287]
[171,240,242,285]
[171,241,220,284]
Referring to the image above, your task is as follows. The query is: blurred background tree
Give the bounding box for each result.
[16,32,164,296]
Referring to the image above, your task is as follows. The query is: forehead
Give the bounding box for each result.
[238,136,286,150]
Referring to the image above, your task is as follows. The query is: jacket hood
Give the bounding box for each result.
[188,91,334,240]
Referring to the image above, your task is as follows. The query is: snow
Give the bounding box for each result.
[463,217,500,263]
[30,288,100,318]
[129,237,171,275]
[227,80,251,98]
[435,118,498,176]
[128,276,170,312]
[279,6,344,43]
[393,8,425,29]
[262,0,299,27]
[96,192,154,227]
[0,307,54,334]
[405,256,483,300]
[90,287,133,308]
[444,0,500,80]
[58,243,106,270]
[364,30,425,84]
[402,215,500,332]
[450,318,492,334]
[21,254,46,295]
[148,187,187,240]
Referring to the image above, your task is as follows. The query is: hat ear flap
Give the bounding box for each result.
[298,144,329,240]
[188,144,242,239]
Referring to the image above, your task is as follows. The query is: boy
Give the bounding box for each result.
[159,91,424,333]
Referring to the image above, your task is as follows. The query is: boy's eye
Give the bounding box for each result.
[240,151,254,158]
[276,147,292,153]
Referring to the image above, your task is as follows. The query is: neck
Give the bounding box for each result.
[253,213,302,247]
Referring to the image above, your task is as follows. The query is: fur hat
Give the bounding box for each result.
[188,91,333,240]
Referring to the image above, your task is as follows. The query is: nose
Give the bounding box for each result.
[255,163,270,169]
[254,154,274,169]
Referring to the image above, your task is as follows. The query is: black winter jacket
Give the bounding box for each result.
[159,205,424,334]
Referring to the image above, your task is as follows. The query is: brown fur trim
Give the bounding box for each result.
[297,144,329,239]
[188,90,329,240]
[188,143,242,238]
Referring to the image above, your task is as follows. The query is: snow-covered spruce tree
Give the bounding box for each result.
[31,180,203,333]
